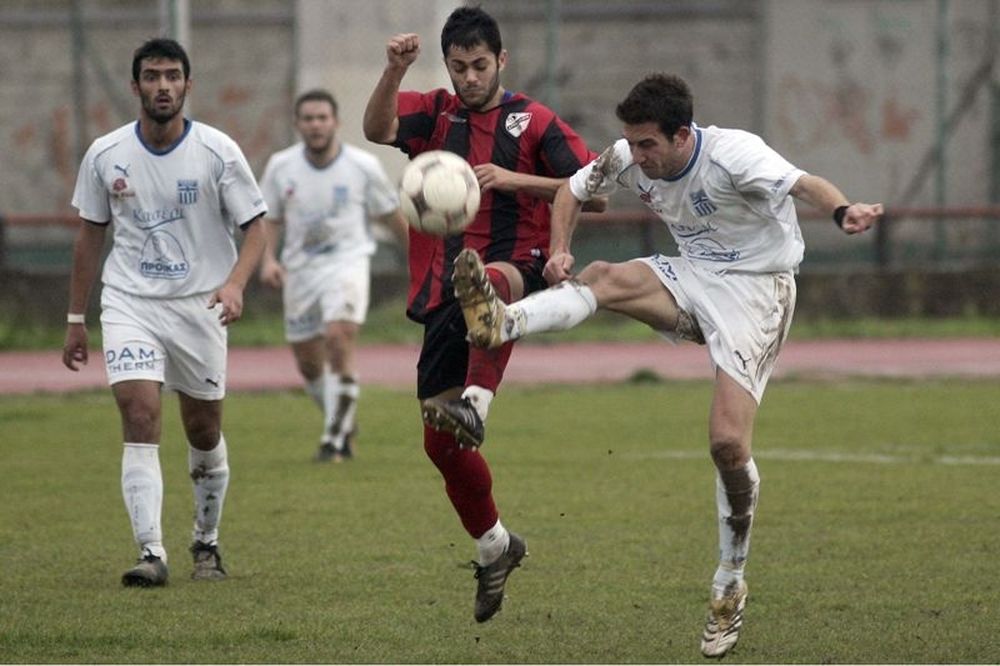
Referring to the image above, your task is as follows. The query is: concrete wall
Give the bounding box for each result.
[296,0,456,181]
[764,0,997,207]
[0,0,294,215]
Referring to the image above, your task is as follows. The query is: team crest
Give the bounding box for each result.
[505,112,532,138]
[689,188,717,217]
[177,179,198,205]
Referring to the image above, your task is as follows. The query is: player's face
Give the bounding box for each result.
[445,43,506,111]
[132,58,190,124]
[622,122,692,180]
[295,100,338,154]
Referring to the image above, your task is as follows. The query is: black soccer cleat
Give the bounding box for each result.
[473,533,527,622]
[421,396,485,449]
[190,541,227,581]
[121,552,169,587]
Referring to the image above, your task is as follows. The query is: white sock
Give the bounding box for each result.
[502,280,598,343]
[461,385,494,423]
[476,519,511,566]
[304,375,325,410]
[712,458,760,597]
[189,434,230,546]
[122,443,166,561]
[323,373,359,450]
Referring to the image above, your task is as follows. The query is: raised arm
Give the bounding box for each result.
[363,33,421,145]
[789,173,883,235]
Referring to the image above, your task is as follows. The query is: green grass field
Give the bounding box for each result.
[2,379,999,663]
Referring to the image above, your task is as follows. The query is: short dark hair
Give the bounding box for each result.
[615,73,694,138]
[131,37,190,82]
[441,6,502,58]
[294,89,338,118]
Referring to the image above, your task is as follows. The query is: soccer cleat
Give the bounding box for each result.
[314,429,356,463]
[314,441,338,463]
[190,541,227,581]
[421,396,485,449]
[700,579,748,658]
[473,532,527,623]
[121,552,169,587]
[453,248,506,349]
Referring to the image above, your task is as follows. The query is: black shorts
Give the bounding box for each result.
[415,256,548,399]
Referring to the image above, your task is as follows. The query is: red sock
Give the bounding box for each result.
[466,267,515,393]
[423,425,498,538]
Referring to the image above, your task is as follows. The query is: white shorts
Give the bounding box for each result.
[283,257,370,343]
[100,286,228,400]
[636,254,796,403]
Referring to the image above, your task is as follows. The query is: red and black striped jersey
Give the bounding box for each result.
[393,88,596,321]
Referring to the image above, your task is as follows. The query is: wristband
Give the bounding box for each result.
[67,313,85,325]
[833,205,849,228]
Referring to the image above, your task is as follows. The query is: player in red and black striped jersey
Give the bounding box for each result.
[363,6,599,622]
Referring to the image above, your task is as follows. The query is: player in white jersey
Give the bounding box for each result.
[258,89,407,463]
[61,38,268,587]
[454,73,883,657]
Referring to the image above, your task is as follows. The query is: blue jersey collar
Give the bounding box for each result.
[663,123,701,182]
[134,118,192,156]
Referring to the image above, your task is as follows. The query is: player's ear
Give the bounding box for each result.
[497,49,508,72]
[672,125,691,144]
[130,79,140,97]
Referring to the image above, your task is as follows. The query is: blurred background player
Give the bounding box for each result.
[362,6,599,622]
[62,37,267,586]
[455,73,883,654]
[258,89,407,463]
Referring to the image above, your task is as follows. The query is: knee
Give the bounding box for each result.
[185,418,221,451]
[325,324,356,357]
[424,429,457,469]
[578,260,615,285]
[295,357,324,380]
[710,433,750,471]
[118,397,159,441]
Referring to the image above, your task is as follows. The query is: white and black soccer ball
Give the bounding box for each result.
[399,150,481,236]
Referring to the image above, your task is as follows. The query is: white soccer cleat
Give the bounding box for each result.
[700,579,747,658]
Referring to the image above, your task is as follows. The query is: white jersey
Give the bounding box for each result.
[259,142,399,272]
[72,120,267,298]
[571,124,806,273]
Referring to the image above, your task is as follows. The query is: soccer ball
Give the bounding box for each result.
[399,150,481,236]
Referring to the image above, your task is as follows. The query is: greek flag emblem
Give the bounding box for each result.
[177,179,198,205]
[689,188,716,217]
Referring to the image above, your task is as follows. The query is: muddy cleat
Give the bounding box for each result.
[121,552,169,587]
[453,248,506,349]
[473,532,527,623]
[190,541,227,581]
[421,396,485,449]
[700,580,748,658]
[314,441,338,463]
[314,430,356,463]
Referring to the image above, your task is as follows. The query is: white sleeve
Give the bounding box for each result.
[722,133,804,202]
[70,143,111,224]
[568,139,629,201]
[258,155,282,219]
[219,139,268,226]
[363,156,401,218]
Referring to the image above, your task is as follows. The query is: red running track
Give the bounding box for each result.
[2,338,998,395]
